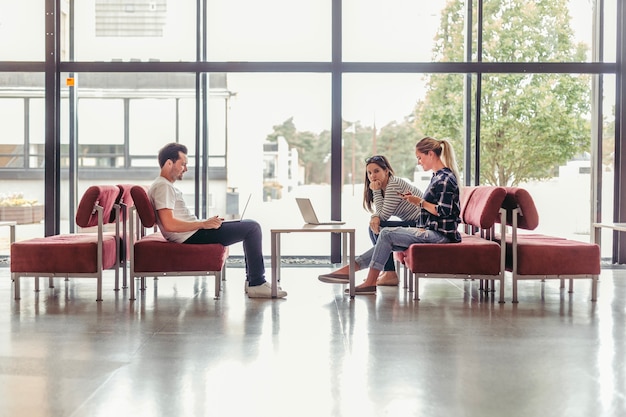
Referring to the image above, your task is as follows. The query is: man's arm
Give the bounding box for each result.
[156,208,222,232]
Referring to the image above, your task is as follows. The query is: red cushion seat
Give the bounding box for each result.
[11,234,118,273]
[505,235,600,276]
[133,233,228,273]
[404,233,501,276]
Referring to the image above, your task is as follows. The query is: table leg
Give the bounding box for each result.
[270,231,279,298]
[348,231,355,299]
[342,232,347,265]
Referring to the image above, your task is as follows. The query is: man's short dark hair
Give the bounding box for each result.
[158,143,188,168]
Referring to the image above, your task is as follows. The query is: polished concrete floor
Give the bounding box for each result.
[1,264,625,417]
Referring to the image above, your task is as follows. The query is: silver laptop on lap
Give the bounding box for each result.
[223,193,251,222]
[296,198,345,225]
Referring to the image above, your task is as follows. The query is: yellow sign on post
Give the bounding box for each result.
[66,77,75,87]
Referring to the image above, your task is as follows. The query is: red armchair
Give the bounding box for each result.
[498,187,600,303]
[10,185,122,301]
[398,186,507,303]
[128,185,229,300]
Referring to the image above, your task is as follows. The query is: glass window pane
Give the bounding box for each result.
[207,98,226,156]
[0,74,45,243]
[130,99,177,151]
[343,73,455,254]
[477,73,592,241]
[0,0,45,61]
[603,0,617,62]
[28,99,45,168]
[207,0,331,61]
[72,0,197,61]
[0,99,25,158]
[226,73,332,255]
[343,0,448,62]
[481,0,595,63]
[343,73,430,184]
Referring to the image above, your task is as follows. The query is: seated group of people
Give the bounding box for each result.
[149,137,461,299]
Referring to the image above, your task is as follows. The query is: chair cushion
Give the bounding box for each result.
[75,185,120,228]
[11,233,118,273]
[130,185,156,228]
[504,235,600,275]
[403,234,501,275]
[133,233,228,273]
[461,186,506,229]
[115,184,135,220]
[501,187,539,230]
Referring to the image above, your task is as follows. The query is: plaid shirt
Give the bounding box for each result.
[416,167,461,242]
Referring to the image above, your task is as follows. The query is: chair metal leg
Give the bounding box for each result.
[413,273,420,301]
[13,274,20,300]
[214,273,221,300]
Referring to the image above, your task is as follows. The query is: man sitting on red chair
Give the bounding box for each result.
[149,142,286,299]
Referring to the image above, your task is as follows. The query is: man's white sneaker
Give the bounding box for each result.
[244,280,249,293]
[247,282,287,299]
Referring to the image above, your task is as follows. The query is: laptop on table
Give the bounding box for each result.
[296,198,345,225]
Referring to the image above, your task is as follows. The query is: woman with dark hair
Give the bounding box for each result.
[320,155,422,286]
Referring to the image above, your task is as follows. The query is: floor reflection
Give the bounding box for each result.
[1,266,624,417]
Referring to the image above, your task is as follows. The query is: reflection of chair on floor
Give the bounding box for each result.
[128,185,229,301]
[10,185,121,301]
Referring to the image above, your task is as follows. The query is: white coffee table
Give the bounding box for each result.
[270,224,357,298]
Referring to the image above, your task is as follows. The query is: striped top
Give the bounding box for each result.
[372,176,423,221]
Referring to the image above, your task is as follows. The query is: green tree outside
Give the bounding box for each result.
[267,0,593,187]
[415,0,591,186]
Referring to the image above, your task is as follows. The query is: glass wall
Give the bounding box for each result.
[0,0,620,260]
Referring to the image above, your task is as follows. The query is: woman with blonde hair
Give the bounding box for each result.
[319,137,461,295]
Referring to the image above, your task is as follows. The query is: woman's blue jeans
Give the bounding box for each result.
[358,226,450,272]
[369,220,415,271]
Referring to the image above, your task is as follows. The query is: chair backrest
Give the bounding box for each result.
[460,186,506,229]
[75,185,120,228]
[115,184,135,221]
[500,187,539,230]
[130,185,157,228]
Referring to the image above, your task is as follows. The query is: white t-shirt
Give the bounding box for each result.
[148,176,197,243]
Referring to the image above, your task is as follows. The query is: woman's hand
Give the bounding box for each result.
[369,180,382,191]
[400,192,421,206]
[369,216,381,234]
